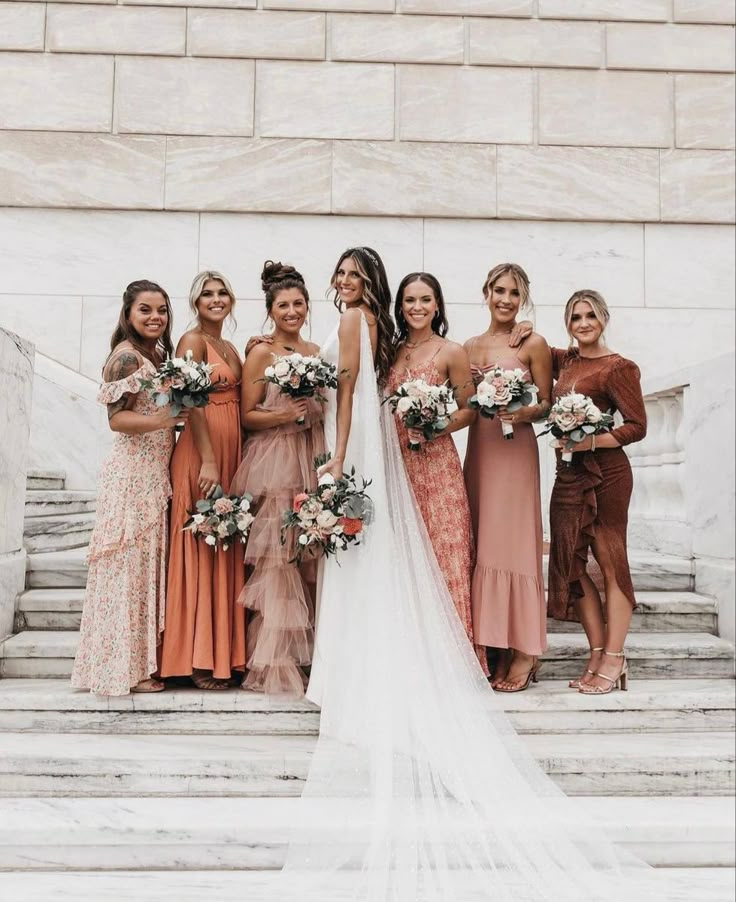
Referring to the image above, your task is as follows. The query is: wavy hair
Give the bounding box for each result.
[393,272,449,350]
[107,279,173,370]
[188,270,237,330]
[330,246,394,384]
[564,289,610,346]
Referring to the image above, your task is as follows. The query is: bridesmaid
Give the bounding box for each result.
[72,280,186,696]
[464,263,552,692]
[230,261,326,696]
[387,272,488,676]
[159,271,245,690]
[547,290,646,695]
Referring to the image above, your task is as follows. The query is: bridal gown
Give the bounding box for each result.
[273,312,687,902]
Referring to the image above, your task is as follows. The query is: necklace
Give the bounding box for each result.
[487,327,513,339]
[200,330,230,361]
[404,336,436,363]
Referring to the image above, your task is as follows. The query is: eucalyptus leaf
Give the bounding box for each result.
[155,394,170,407]
[195,500,211,512]
[582,424,597,434]
[570,429,585,442]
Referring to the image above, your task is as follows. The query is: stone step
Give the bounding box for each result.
[0,868,732,902]
[0,796,732,870]
[0,730,731,797]
[26,549,88,589]
[0,679,732,736]
[24,490,96,519]
[26,469,65,491]
[547,590,717,634]
[16,587,717,634]
[22,512,96,554]
[4,630,733,680]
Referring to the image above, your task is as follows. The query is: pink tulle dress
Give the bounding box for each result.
[230,373,326,696]
[463,347,547,657]
[71,354,174,696]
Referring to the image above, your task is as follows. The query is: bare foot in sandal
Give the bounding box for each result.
[191,669,230,690]
[132,678,165,693]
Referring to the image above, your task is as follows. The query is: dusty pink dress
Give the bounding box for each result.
[463,345,547,657]
[387,354,488,675]
[230,375,326,696]
[71,355,174,696]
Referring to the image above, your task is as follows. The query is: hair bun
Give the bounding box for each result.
[261,260,304,292]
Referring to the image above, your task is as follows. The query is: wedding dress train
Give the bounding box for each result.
[273,313,682,901]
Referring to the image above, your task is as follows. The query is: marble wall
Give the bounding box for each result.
[0,328,33,642]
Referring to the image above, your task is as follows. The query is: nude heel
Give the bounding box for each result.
[579,650,628,695]
[569,647,603,689]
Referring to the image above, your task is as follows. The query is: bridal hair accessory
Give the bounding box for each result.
[359,247,380,267]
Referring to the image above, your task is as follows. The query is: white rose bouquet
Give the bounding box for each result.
[281,454,373,564]
[183,485,255,551]
[261,352,339,425]
[384,379,455,451]
[468,365,538,440]
[541,392,614,465]
[138,350,215,432]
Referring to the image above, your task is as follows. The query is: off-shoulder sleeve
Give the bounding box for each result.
[550,347,570,380]
[97,364,148,405]
[607,357,647,447]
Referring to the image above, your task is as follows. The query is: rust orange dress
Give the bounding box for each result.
[387,354,488,675]
[159,343,246,679]
[547,349,647,621]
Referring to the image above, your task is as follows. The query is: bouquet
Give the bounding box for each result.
[183,485,255,551]
[282,454,373,564]
[139,350,215,432]
[261,352,339,424]
[468,366,537,440]
[541,392,615,465]
[384,379,454,451]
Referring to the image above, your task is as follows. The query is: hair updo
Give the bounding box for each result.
[261,260,309,313]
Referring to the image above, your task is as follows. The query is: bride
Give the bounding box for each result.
[276,247,678,902]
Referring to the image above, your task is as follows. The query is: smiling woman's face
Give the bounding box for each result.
[128,291,168,342]
[569,300,604,346]
[487,273,521,325]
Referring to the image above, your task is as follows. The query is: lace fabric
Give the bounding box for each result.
[272,314,677,901]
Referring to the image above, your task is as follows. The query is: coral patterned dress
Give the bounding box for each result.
[387,353,488,674]
[160,342,245,680]
[230,368,326,696]
[71,354,174,697]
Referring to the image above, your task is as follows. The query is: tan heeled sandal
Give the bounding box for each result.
[568,647,604,689]
[579,650,628,695]
[494,660,541,693]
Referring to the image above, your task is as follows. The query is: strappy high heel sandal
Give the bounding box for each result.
[494,660,541,693]
[579,650,628,695]
[568,647,604,689]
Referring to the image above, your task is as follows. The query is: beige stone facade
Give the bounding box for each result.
[0,0,733,382]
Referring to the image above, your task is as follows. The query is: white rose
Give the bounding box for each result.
[296,363,307,375]
[192,514,205,525]
[217,523,229,538]
[264,366,275,379]
[316,510,338,529]
[273,360,290,379]
[476,381,493,399]
[204,535,217,546]
[586,404,603,424]
[298,534,309,546]
[318,473,336,486]
[236,514,254,531]
[306,371,316,382]
[397,396,414,414]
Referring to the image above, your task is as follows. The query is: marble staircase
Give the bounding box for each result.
[0,469,734,895]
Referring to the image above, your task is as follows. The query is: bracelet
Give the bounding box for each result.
[591,434,596,452]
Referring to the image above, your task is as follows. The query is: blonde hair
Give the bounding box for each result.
[564,289,610,346]
[188,270,237,329]
[482,263,533,315]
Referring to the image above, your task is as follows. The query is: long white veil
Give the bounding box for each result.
[273,315,677,902]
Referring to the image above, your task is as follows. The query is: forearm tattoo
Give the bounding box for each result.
[106,351,141,421]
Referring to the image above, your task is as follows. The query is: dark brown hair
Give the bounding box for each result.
[330,247,394,385]
[107,280,173,370]
[394,272,449,346]
[261,260,309,313]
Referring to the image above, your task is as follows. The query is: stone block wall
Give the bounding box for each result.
[0,0,733,433]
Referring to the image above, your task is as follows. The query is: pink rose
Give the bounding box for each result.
[213,498,234,515]
[293,492,309,513]
[289,373,301,388]
[555,411,579,432]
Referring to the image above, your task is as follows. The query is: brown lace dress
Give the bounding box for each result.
[547,349,647,621]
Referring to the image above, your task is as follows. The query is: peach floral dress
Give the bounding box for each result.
[387,353,488,676]
[71,356,174,697]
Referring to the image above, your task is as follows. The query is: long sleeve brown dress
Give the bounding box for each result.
[547,349,647,621]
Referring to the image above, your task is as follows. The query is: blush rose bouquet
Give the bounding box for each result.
[261,352,339,425]
[384,379,455,451]
[183,485,255,551]
[541,392,614,465]
[468,365,537,440]
[138,350,215,432]
[281,454,373,564]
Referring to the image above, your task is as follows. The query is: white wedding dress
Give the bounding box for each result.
[273,313,685,901]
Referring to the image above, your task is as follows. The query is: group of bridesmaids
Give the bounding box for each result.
[71,247,647,701]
